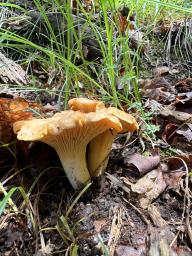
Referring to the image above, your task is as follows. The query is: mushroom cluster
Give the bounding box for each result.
[13,98,138,190]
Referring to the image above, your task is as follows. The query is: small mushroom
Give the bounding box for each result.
[13,110,123,189]
[87,107,139,177]
[69,98,139,177]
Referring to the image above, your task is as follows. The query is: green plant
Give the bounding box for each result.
[130,102,160,140]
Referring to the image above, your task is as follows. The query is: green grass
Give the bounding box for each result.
[1,0,191,109]
[0,0,142,107]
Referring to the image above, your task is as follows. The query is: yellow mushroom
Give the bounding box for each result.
[13,110,123,189]
[68,98,139,177]
[87,107,139,177]
[68,98,105,113]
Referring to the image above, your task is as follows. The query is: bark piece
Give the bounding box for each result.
[0,52,28,85]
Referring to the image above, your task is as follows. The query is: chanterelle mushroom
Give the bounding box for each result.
[69,98,138,177]
[68,98,105,113]
[87,107,138,177]
[13,110,123,189]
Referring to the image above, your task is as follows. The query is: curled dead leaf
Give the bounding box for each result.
[162,123,178,142]
[162,122,192,149]
[162,157,186,189]
[124,152,160,176]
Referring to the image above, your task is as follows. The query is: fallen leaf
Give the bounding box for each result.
[0,97,41,122]
[144,99,163,113]
[162,157,186,189]
[162,123,178,142]
[145,87,174,102]
[131,169,167,209]
[176,123,192,142]
[160,108,192,124]
[141,77,175,103]
[153,66,170,77]
[124,152,160,176]
[175,154,192,170]
[128,30,150,53]
[118,14,128,34]
[141,77,174,91]
[162,123,192,149]
[0,97,42,143]
[175,77,192,93]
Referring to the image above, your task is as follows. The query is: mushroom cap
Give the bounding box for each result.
[68,98,138,133]
[68,98,105,113]
[13,110,123,142]
[99,107,139,133]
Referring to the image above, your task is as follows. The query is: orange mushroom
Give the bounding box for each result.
[13,110,123,189]
[69,98,139,177]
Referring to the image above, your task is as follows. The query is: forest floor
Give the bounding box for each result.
[0,1,192,256]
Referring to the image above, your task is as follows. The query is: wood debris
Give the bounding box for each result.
[0,52,28,85]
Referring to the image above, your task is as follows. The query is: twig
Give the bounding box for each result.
[108,206,123,256]
[123,198,150,226]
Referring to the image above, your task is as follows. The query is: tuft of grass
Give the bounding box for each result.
[0,0,142,108]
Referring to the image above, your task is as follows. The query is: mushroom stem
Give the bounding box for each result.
[87,129,117,177]
[55,146,91,190]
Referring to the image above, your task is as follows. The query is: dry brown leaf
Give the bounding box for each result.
[118,14,128,33]
[140,77,175,103]
[175,77,192,93]
[160,108,192,124]
[140,77,174,91]
[162,122,192,149]
[0,97,41,143]
[176,124,192,142]
[0,97,40,122]
[124,152,160,176]
[146,88,174,102]
[162,158,186,189]
[131,159,186,208]
[128,30,150,53]
[162,123,178,142]
[153,66,170,77]
[131,169,167,209]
